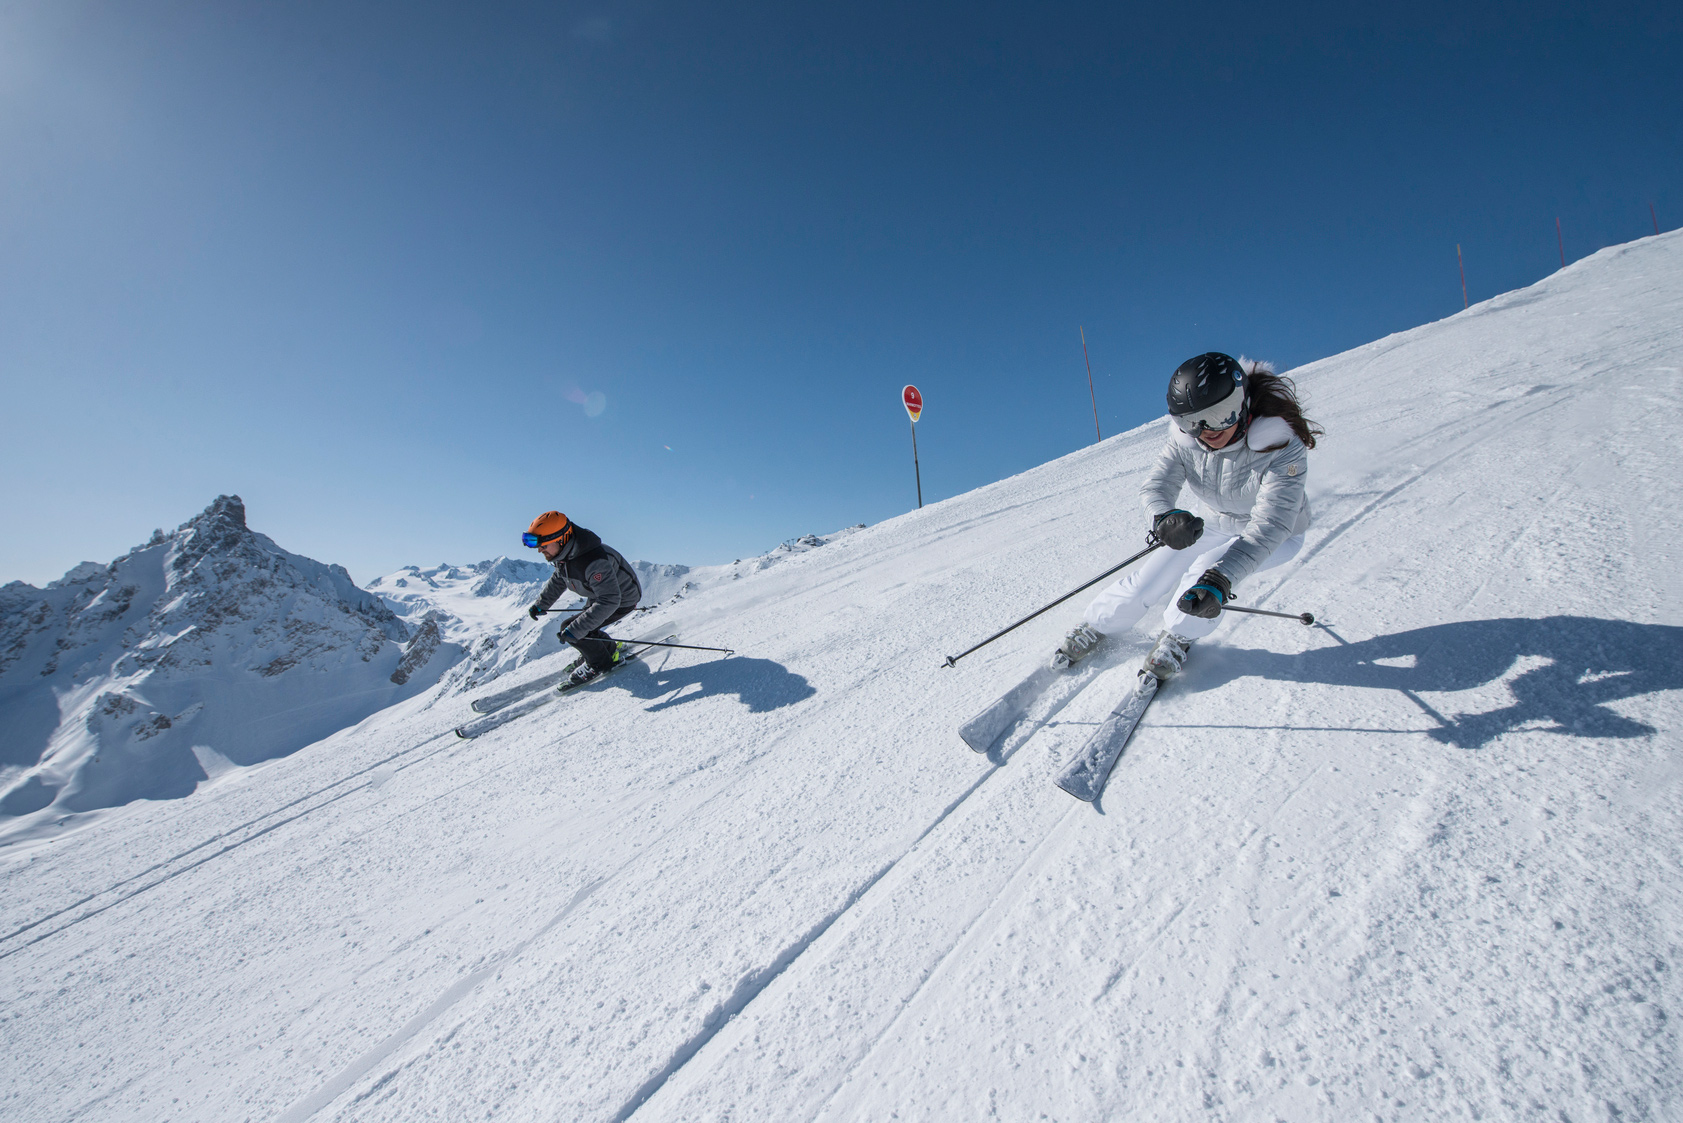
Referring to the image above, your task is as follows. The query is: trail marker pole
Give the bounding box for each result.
[903,384,924,510]
[1654,203,1662,236]
[1080,326,1101,442]
[1457,244,1468,309]
[1557,217,1565,267]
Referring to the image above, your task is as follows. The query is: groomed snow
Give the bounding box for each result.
[3,231,1681,1121]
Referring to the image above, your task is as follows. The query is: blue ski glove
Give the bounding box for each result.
[1153,509,1204,551]
[557,617,587,643]
[1176,568,1231,619]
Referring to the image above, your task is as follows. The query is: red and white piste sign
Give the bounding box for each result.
[902,384,923,423]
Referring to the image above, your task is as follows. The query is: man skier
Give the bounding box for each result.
[523,511,643,687]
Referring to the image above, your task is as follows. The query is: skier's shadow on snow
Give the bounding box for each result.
[609,655,816,714]
[1194,615,1683,750]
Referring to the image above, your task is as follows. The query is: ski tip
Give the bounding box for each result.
[1054,777,1099,803]
[454,728,472,740]
[958,713,1007,753]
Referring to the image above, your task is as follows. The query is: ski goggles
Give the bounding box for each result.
[522,528,569,549]
[1171,383,1246,435]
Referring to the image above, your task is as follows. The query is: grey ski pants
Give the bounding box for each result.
[563,604,637,669]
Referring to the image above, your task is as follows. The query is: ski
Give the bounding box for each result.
[958,652,1118,754]
[959,664,1061,752]
[469,630,675,713]
[1054,671,1159,802]
[456,682,571,739]
[470,664,580,713]
[454,635,676,739]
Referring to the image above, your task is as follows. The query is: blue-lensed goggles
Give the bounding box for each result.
[523,529,567,549]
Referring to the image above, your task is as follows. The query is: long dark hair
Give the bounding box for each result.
[1247,366,1324,449]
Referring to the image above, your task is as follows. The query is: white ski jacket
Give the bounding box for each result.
[1139,413,1311,587]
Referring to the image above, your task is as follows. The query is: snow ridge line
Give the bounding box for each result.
[275,876,610,1123]
[288,712,804,1122]
[815,800,1084,1120]
[632,665,1126,1118]
[0,731,458,957]
[608,873,890,1123]
[615,746,1024,1120]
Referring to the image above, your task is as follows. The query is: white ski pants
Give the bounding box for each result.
[1082,531,1305,641]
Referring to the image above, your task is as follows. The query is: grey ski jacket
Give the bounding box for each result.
[533,527,642,635]
[1139,413,1311,587]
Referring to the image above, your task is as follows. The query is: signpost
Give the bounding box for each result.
[902,385,923,509]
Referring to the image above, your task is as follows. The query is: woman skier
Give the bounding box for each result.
[1053,352,1322,679]
[523,511,643,686]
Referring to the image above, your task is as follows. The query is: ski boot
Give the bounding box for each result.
[1051,623,1105,671]
[566,661,604,687]
[1142,631,1193,681]
[565,642,627,687]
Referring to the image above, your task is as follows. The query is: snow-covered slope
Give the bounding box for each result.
[4,232,1682,1122]
[365,527,866,691]
[0,496,457,838]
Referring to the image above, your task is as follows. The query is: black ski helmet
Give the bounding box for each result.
[1167,352,1247,435]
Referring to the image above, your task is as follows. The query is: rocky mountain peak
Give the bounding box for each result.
[169,494,256,577]
[206,494,247,528]
[0,495,456,837]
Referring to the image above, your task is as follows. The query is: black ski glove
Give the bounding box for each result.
[527,604,544,620]
[558,616,587,642]
[1176,568,1231,619]
[1153,509,1204,551]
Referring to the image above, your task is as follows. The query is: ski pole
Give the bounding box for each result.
[940,537,1163,669]
[1220,604,1315,626]
[533,611,736,655]
[624,638,735,656]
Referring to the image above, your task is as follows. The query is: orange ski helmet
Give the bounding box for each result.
[523,511,573,550]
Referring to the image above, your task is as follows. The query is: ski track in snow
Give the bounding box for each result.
[4,233,1683,1121]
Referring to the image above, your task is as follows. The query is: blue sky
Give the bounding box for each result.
[2,0,1678,586]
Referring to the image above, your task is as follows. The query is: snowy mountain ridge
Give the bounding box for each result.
[0,495,459,832]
